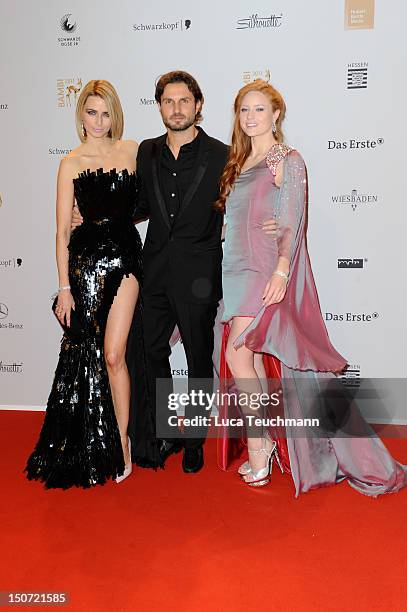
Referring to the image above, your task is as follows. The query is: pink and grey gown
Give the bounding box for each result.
[215,143,407,497]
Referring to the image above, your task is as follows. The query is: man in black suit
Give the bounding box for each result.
[134,71,228,473]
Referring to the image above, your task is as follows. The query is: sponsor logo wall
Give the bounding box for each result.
[339,364,361,388]
[327,137,383,150]
[132,19,192,32]
[347,62,368,89]
[331,188,378,210]
[58,14,80,46]
[236,13,283,30]
[345,0,375,29]
[0,258,23,270]
[337,258,366,269]
[0,362,23,374]
[324,311,379,323]
[0,0,405,420]
[0,303,23,330]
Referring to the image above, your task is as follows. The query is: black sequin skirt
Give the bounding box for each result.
[24,220,153,489]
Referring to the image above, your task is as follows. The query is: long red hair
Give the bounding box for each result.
[214,80,286,213]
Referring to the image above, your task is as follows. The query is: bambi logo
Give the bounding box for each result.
[66,78,82,106]
[57,79,83,108]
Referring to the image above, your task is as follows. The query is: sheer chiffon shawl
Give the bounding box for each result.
[234,150,346,372]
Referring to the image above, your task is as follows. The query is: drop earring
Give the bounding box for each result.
[272,121,277,135]
[81,123,87,138]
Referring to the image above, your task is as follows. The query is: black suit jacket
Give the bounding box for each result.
[135,128,228,303]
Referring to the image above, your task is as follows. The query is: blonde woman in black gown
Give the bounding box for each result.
[25,80,156,488]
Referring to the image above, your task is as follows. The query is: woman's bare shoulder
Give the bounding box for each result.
[119,139,139,155]
[59,147,87,178]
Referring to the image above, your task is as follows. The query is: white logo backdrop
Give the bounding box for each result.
[0,0,406,422]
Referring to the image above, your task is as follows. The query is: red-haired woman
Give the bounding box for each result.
[214,80,406,496]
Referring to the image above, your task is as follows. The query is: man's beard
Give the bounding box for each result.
[163,115,196,132]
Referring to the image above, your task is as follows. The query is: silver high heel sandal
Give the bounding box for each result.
[116,436,133,484]
[242,441,284,487]
[238,460,252,477]
[238,439,284,477]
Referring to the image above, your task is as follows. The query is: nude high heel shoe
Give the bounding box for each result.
[116,436,133,484]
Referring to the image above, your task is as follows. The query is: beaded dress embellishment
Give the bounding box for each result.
[265,143,294,176]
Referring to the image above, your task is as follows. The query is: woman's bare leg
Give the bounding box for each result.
[104,274,139,465]
[226,317,272,473]
[254,353,268,394]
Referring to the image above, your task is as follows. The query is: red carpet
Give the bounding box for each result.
[1,411,406,612]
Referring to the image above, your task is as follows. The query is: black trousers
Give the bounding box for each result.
[142,289,218,450]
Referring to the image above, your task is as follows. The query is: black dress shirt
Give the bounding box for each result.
[160,129,202,222]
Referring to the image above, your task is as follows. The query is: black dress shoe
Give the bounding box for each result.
[182,447,204,473]
[159,439,183,464]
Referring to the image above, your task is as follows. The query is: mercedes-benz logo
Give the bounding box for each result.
[0,303,9,319]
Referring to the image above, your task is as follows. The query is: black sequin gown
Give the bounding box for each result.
[24,168,159,489]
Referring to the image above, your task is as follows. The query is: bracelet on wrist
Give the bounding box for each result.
[58,285,71,292]
[272,271,289,281]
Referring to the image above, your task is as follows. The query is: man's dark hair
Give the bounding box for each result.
[155,70,204,123]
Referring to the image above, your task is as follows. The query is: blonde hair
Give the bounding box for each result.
[215,80,286,212]
[75,80,124,143]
